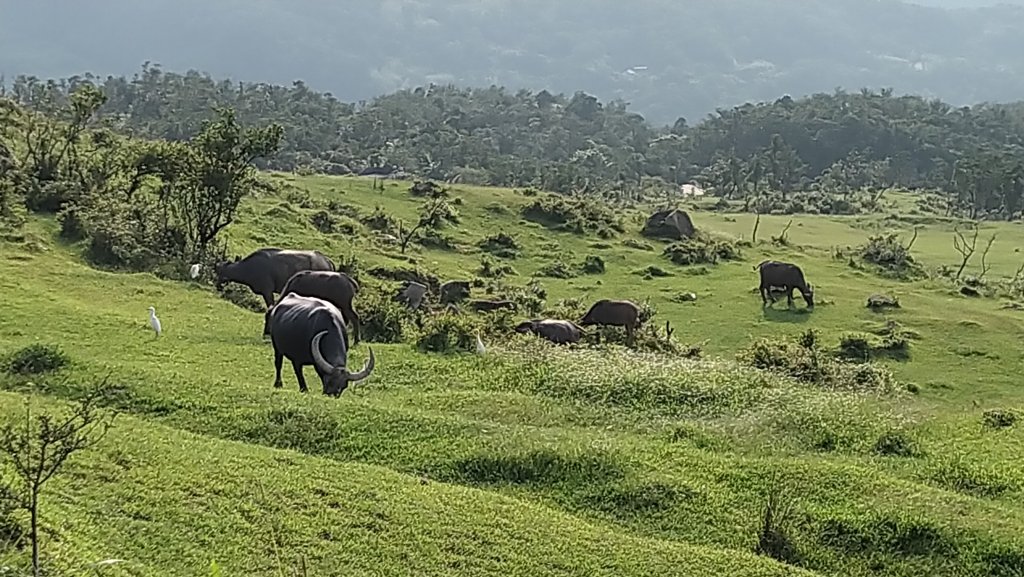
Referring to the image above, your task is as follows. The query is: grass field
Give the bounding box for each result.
[1,174,1023,576]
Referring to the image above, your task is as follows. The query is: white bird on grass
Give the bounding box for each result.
[148,306,162,338]
[189,263,201,279]
[474,332,486,354]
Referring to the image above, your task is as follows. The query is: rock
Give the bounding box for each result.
[960,286,981,297]
[641,209,696,240]
[867,293,900,309]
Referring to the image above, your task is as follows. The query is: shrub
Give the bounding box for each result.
[622,238,654,251]
[521,195,624,235]
[738,330,898,393]
[983,409,1017,429]
[479,231,521,259]
[873,431,919,457]
[478,256,517,279]
[837,334,873,361]
[536,261,578,279]
[581,255,605,275]
[415,313,481,353]
[360,206,400,235]
[663,233,742,266]
[416,230,458,251]
[219,284,266,312]
[359,291,411,344]
[488,280,547,316]
[3,343,71,375]
[858,233,924,279]
[309,210,337,233]
[635,265,673,278]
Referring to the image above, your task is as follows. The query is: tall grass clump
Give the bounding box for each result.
[663,233,742,266]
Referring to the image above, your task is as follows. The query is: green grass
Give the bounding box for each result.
[1,176,1024,576]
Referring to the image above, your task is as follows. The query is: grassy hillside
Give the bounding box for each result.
[1,174,1023,576]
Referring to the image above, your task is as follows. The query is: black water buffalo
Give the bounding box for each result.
[393,281,428,310]
[469,299,517,313]
[580,299,642,345]
[755,260,814,309]
[267,293,375,396]
[215,248,336,308]
[439,280,471,305]
[263,270,361,346]
[515,319,583,344]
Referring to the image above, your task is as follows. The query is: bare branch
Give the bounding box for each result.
[905,226,920,252]
[952,222,979,280]
[979,233,997,280]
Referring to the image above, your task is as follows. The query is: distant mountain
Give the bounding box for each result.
[2,0,1024,124]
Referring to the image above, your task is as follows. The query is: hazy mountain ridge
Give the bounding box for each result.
[2,0,1024,123]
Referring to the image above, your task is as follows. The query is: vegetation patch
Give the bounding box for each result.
[663,233,742,266]
[478,231,521,259]
[3,344,70,376]
[738,330,898,393]
[856,233,925,279]
[521,195,624,236]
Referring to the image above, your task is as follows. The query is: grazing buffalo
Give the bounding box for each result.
[263,270,361,346]
[439,280,471,305]
[216,248,336,307]
[267,293,375,396]
[755,260,814,309]
[580,299,642,345]
[515,319,583,344]
[393,281,428,310]
[469,299,517,313]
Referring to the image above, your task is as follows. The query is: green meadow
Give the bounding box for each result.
[1,174,1023,576]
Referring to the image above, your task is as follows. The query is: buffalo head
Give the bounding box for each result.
[310,330,375,396]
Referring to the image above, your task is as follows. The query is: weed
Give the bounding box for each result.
[982,409,1017,429]
[581,255,606,274]
[479,232,521,259]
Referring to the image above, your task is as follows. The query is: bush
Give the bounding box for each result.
[663,233,742,266]
[837,334,873,361]
[521,195,624,235]
[622,238,654,251]
[416,230,458,251]
[858,233,923,279]
[738,330,898,393]
[479,231,521,259]
[415,313,481,353]
[3,343,71,375]
[581,255,605,274]
[873,431,919,457]
[635,265,674,278]
[478,256,517,279]
[219,284,267,312]
[359,291,411,344]
[983,409,1017,429]
[361,206,400,235]
[536,261,578,279]
[309,210,337,233]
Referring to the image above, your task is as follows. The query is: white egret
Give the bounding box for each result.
[189,263,201,279]
[148,306,162,338]
[474,332,486,354]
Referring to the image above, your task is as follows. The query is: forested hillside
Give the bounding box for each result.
[7,70,1024,221]
[3,0,1024,124]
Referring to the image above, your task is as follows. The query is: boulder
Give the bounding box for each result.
[641,209,695,240]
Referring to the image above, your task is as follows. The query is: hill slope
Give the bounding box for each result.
[1,175,1023,576]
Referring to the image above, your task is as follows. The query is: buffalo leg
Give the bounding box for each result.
[291,361,309,393]
[273,350,284,388]
[348,309,361,346]
[786,288,795,309]
[760,284,768,306]
[626,324,635,347]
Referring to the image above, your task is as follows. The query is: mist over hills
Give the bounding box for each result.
[2,0,1024,124]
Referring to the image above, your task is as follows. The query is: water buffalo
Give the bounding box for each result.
[580,299,642,345]
[215,248,336,308]
[267,293,375,396]
[393,281,428,310]
[515,319,582,344]
[755,260,814,309]
[439,280,471,305]
[263,270,361,346]
[469,299,517,313]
